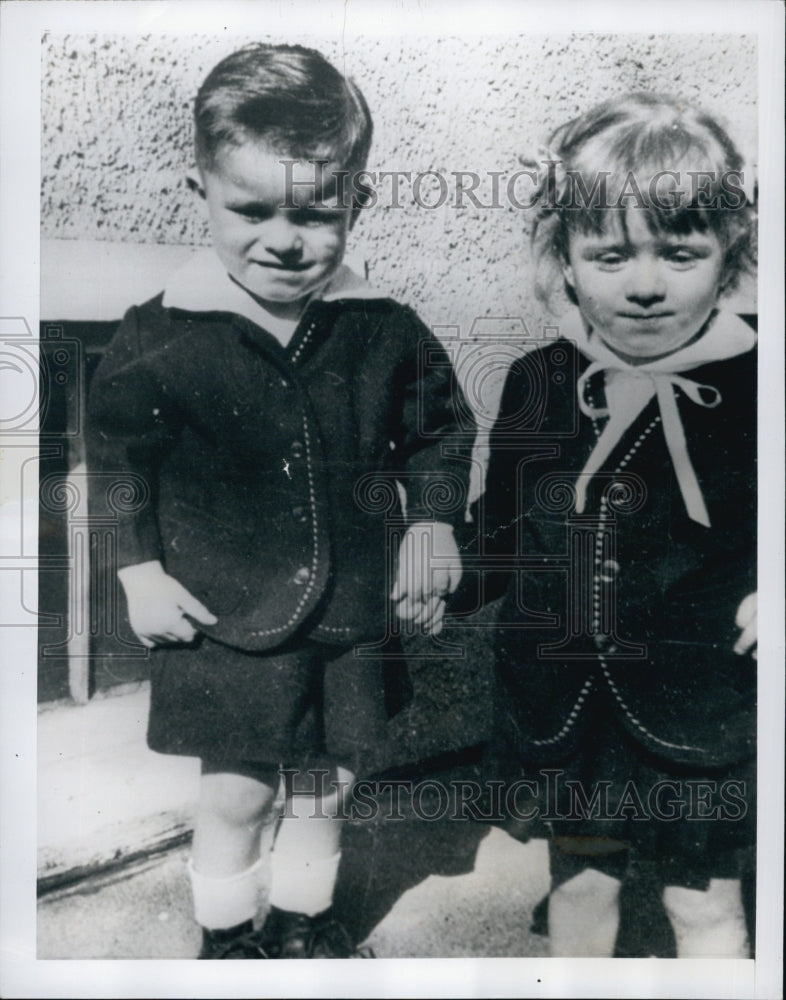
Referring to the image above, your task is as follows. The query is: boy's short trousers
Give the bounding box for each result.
[147,635,394,778]
[526,693,755,892]
[200,758,342,794]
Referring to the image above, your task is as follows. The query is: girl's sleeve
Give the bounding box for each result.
[458,361,530,605]
[393,307,475,531]
[85,305,183,569]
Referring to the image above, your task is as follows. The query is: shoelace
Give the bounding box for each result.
[211,928,272,959]
[299,916,376,959]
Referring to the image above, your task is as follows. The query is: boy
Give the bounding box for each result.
[87,43,471,959]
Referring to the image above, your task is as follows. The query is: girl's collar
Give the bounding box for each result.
[559,307,756,373]
[566,306,756,528]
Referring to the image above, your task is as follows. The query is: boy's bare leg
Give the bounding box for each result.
[663,878,749,957]
[269,765,354,915]
[192,771,277,876]
[188,771,277,935]
[276,765,354,855]
[548,868,622,956]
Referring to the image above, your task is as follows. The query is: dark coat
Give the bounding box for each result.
[86,294,473,652]
[464,334,756,769]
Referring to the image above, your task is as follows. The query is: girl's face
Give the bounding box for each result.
[563,207,726,364]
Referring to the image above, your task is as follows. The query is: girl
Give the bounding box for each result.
[475,93,757,957]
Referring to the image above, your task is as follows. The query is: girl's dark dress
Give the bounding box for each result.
[470,311,756,888]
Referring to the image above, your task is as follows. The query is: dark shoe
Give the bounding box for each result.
[199,920,271,959]
[259,905,374,958]
[530,894,549,937]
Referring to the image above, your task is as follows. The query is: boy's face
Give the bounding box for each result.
[191,143,353,318]
[563,207,725,364]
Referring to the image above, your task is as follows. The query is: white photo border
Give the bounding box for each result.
[1,1,783,997]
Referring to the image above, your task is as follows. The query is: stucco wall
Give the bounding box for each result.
[41,31,757,434]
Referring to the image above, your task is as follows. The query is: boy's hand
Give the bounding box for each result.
[733,592,757,659]
[117,560,218,648]
[391,521,462,635]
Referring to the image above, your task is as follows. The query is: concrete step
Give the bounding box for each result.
[37,684,199,888]
[37,829,551,959]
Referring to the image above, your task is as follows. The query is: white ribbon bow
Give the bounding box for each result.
[575,363,721,526]
[560,309,756,528]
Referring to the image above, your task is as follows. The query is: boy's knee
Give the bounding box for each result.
[199,771,276,826]
[282,764,355,799]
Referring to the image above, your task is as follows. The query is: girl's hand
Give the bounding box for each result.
[117,560,218,648]
[733,592,757,659]
[391,521,462,635]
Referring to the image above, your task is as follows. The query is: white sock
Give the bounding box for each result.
[188,856,264,930]
[268,849,342,917]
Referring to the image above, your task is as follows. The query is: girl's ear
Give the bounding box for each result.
[562,261,575,290]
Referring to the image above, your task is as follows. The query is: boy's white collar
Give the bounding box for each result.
[162,248,386,329]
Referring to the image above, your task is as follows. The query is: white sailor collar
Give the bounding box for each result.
[161,247,387,334]
[558,306,756,373]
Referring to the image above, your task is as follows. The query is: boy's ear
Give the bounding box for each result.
[186,169,207,201]
[562,261,575,289]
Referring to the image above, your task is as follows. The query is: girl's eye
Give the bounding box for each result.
[595,252,627,268]
[664,248,698,266]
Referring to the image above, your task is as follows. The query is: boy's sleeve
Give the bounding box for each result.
[392,307,474,530]
[85,305,182,569]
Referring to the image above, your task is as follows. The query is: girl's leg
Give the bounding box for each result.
[548,868,622,957]
[190,769,277,941]
[663,878,749,957]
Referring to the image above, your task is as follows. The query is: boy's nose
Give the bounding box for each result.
[260,217,304,261]
[624,258,666,305]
